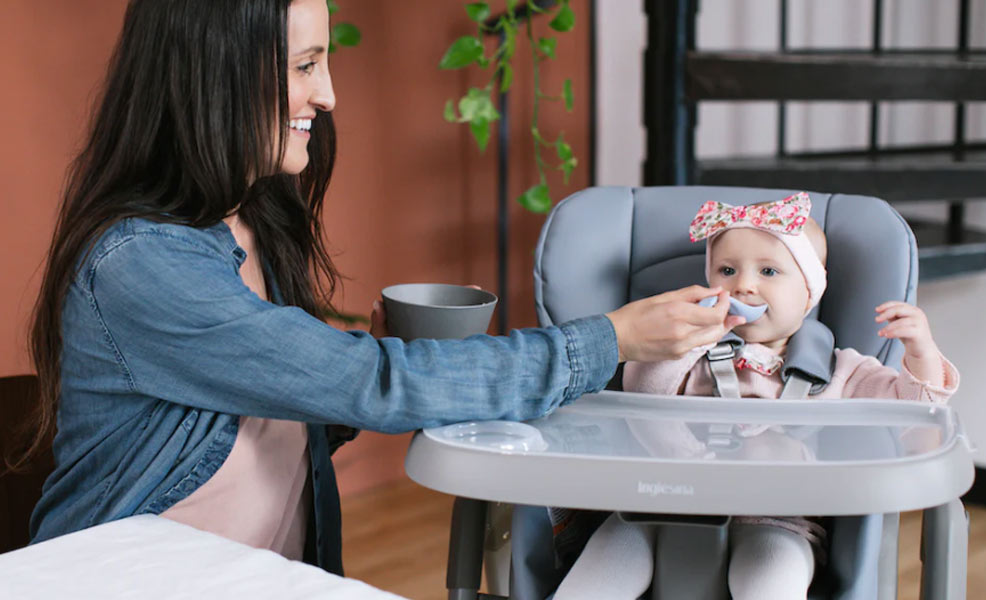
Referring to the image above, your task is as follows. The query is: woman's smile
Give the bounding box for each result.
[289,118,313,138]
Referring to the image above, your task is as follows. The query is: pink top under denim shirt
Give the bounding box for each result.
[161,416,311,560]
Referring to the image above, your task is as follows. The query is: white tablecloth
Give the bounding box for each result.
[0,515,407,599]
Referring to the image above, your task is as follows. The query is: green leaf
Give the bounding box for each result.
[538,37,557,59]
[458,88,500,123]
[550,4,576,32]
[458,94,480,122]
[563,78,574,111]
[332,23,361,47]
[502,23,517,60]
[458,88,500,151]
[439,36,484,69]
[506,0,518,15]
[517,184,552,213]
[556,140,573,161]
[482,102,501,122]
[443,99,458,123]
[465,2,490,23]
[477,56,490,68]
[559,157,578,184]
[499,63,513,92]
[326,1,339,15]
[470,118,491,152]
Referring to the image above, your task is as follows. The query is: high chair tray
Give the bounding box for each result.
[405,391,975,516]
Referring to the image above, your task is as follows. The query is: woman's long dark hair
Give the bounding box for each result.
[6,0,340,471]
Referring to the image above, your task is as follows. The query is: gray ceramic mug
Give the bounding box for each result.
[381,283,498,341]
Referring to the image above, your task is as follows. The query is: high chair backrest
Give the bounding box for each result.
[533,186,918,367]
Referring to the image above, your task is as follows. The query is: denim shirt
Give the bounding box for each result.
[30,217,619,574]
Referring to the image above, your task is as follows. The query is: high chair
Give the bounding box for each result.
[404,186,975,600]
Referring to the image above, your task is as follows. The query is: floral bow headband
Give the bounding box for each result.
[690,192,827,311]
[689,191,811,242]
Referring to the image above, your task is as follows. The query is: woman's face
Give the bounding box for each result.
[282,0,336,174]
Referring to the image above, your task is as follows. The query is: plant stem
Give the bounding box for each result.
[526,13,546,184]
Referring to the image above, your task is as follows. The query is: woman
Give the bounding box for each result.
[15,0,740,575]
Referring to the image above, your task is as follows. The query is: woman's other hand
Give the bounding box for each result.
[605,286,745,363]
[370,300,390,338]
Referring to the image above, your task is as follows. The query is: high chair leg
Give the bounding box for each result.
[483,502,513,597]
[447,497,508,600]
[877,513,900,600]
[919,499,968,600]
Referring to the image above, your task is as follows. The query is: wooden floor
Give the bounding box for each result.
[342,477,986,600]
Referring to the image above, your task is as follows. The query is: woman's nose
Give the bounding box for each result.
[311,70,336,112]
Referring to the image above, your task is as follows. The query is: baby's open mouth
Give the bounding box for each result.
[698,296,768,323]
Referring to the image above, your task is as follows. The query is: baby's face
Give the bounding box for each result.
[708,228,810,348]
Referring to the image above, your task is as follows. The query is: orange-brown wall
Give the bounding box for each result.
[0,1,591,496]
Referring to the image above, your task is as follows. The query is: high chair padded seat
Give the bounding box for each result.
[515,185,918,600]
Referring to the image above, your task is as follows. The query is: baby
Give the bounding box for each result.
[553,192,959,600]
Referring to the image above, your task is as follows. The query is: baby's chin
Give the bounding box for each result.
[732,321,783,345]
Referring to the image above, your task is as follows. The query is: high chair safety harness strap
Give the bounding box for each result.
[705,336,823,450]
[706,342,812,399]
[706,319,837,400]
[706,341,742,399]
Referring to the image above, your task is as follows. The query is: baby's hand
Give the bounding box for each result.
[875,301,943,385]
[875,301,937,356]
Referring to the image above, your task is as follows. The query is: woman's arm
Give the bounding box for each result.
[89,232,618,432]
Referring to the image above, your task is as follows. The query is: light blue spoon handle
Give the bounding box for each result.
[698,295,768,322]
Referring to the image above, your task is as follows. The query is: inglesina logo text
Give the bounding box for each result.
[637,480,694,496]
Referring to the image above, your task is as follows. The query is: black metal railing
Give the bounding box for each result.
[644,0,986,281]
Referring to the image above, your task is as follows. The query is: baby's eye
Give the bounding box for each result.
[298,61,316,74]
[760,267,778,277]
[718,266,736,276]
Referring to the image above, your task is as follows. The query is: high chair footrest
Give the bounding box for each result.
[448,592,507,600]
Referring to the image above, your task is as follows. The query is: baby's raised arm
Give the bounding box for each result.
[875,301,944,387]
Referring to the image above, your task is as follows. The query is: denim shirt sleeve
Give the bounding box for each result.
[87,231,618,433]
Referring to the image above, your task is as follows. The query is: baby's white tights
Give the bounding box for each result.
[552,513,655,600]
[552,518,814,600]
[728,523,815,600]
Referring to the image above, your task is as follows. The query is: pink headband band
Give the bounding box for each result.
[689,192,827,311]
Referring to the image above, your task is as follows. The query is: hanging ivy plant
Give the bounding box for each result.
[440,0,578,214]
